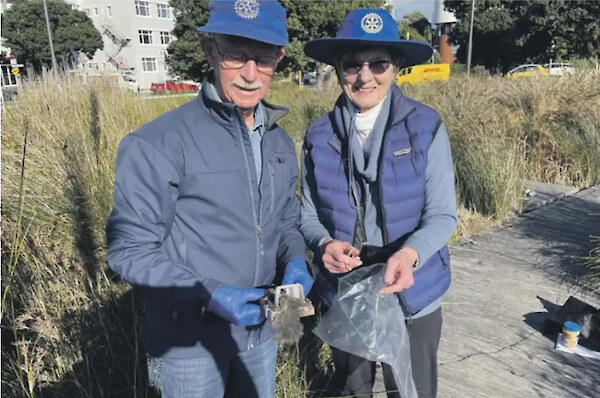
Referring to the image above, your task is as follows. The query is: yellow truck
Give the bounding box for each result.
[396,63,450,86]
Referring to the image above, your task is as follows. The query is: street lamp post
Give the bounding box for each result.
[42,0,58,74]
[466,0,475,76]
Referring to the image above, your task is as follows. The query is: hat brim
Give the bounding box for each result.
[197,23,288,47]
[304,38,433,68]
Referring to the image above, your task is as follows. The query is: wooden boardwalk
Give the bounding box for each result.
[438,185,600,398]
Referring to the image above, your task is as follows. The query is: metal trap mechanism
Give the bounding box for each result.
[261,283,315,321]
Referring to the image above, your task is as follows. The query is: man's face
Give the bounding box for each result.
[337,47,397,113]
[204,34,283,111]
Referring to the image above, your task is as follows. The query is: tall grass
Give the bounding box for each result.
[404,73,600,219]
[2,71,599,397]
[1,73,189,397]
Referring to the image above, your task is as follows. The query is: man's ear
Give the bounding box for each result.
[201,36,217,67]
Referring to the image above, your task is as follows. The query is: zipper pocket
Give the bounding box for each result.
[437,248,450,267]
[179,239,187,263]
[269,162,275,214]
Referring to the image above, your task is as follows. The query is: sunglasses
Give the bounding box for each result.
[341,59,392,76]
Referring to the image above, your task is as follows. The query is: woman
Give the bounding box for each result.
[300,9,457,398]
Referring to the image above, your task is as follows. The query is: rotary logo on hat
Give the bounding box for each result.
[361,13,383,34]
[234,0,259,19]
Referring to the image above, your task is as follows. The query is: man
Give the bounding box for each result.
[106,1,313,397]
[300,8,457,398]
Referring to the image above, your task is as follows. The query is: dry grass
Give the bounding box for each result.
[583,236,600,291]
[2,71,600,397]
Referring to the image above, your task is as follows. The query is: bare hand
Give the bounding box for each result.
[321,239,362,274]
[380,247,418,294]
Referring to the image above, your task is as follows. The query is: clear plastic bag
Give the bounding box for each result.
[313,263,417,398]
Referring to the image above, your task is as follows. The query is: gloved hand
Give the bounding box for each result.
[282,257,314,296]
[207,286,266,326]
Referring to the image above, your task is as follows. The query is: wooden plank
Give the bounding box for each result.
[438,185,600,398]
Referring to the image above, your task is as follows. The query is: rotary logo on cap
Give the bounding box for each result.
[361,13,383,34]
[234,0,259,19]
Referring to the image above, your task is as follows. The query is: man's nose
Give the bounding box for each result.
[240,59,258,81]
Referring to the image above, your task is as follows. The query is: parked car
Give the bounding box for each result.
[543,62,575,76]
[303,70,317,85]
[151,79,200,94]
[396,63,450,86]
[507,64,548,78]
[291,70,317,85]
[120,74,140,93]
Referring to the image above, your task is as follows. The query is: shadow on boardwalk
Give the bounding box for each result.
[439,186,600,398]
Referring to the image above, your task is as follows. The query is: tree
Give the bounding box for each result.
[397,11,433,43]
[444,0,600,72]
[1,0,103,71]
[167,0,388,81]
[281,0,388,73]
[166,0,210,80]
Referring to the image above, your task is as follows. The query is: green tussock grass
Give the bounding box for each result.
[2,70,600,396]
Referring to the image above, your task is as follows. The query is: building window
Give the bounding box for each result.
[83,8,90,16]
[106,6,112,17]
[135,1,150,16]
[142,57,157,72]
[157,3,170,18]
[138,30,153,45]
[93,7,99,16]
[160,31,173,45]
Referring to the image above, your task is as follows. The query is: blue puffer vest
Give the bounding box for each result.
[305,86,451,314]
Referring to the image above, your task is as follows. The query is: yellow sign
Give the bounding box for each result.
[11,67,19,76]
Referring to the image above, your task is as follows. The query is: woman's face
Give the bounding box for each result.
[337,47,397,113]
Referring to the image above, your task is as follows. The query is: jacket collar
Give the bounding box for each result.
[198,71,289,131]
[328,85,415,154]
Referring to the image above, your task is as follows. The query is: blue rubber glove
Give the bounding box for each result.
[207,286,266,326]
[282,257,314,296]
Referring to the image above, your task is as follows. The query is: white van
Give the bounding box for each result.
[543,63,575,76]
[120,74,140,92]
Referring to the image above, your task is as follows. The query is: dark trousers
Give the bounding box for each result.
[331,307,443,398]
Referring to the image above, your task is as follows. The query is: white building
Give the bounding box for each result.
[67,0,176,90]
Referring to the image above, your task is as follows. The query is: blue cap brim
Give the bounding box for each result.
[304,38,433,68]
[197,23,288,47]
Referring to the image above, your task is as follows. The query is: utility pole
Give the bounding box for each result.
[42,0,58,74]
[466,0,475,75]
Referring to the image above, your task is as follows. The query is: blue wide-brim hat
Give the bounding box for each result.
[197,0,288,46]
[304,8,433,67]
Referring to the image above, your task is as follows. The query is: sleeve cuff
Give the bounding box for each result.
[400,244,422,269]
[202,279,224,298]
[318,236,333,248]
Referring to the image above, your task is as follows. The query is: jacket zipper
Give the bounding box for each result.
[234,112,263,289]
[235,111,264,352]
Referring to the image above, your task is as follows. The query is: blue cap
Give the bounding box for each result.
[304,8,433,68]
[197,0,288,47]
[563,321,581,332]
